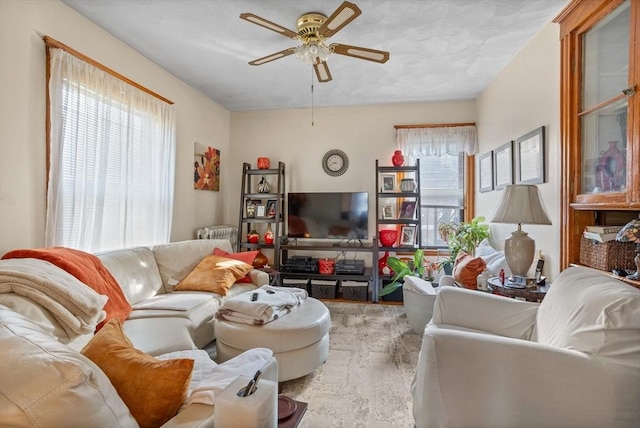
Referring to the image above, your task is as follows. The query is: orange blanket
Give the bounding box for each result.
[2,247,132,331]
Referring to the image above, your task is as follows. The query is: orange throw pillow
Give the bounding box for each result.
[174,255,253,295]
[81,319,193,428]
[213,248,258,283]
[452,251,487,289]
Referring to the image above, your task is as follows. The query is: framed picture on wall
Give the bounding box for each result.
[493,141,514,190]
[516,126,545,184]
[478,151,494,192]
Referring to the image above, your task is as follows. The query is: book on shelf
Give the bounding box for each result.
[582,230,619,243]
[584,225,623,234]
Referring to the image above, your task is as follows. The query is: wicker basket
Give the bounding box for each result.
[579,237,636,271]
[341,281,368,301]
[311,280,338,299]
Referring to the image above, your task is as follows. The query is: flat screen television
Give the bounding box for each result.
[287,192,368,240]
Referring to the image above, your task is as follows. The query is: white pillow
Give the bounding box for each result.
[475,239,511,277]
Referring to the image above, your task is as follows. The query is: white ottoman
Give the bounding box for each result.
[214,297,331,381]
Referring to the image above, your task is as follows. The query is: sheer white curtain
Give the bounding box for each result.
[46,48,176,252]
[396,126,478,158]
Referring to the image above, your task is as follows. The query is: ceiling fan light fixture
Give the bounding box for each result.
[295,42,331,65]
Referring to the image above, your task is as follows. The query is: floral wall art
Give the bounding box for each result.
[194,142,220,191]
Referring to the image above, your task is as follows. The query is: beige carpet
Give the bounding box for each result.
[279,302,423,428]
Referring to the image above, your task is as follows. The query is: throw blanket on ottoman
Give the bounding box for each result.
[217,285,307,325]
[2,247,132,330]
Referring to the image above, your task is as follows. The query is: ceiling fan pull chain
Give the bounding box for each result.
[311,67,315,126]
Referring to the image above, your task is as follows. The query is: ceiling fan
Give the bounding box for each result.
[240,1,389,83]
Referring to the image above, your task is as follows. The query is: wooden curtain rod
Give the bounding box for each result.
[43,36,174,105]
[394,122,475,129]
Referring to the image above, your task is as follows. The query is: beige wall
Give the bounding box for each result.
[476,22,561,279]
[0,0,230,255]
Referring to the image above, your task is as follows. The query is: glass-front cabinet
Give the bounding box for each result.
[555,0,639,275]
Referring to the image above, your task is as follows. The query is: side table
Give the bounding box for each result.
[487,277,550,302]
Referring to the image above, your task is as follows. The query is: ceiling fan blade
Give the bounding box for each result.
[330,43,390,63]
[314,60,333,83]
[249,48,296,66]
[240,13,298,39]
[318,1,362,38]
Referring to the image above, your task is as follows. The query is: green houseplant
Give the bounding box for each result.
[438,216,490,271]
[379,248,425,297]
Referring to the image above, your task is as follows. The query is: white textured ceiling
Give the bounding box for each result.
[61,0,568,112]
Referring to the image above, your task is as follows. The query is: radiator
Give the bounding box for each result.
[196,225,238,246]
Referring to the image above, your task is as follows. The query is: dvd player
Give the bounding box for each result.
[335,259,365,275]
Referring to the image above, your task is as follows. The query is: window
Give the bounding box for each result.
[45,42,176,252]
[397,125,477,248]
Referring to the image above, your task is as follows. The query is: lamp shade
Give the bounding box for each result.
[491,185,552,225]
[491,185,551,277]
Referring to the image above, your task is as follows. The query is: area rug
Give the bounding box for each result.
[279,302,423,428]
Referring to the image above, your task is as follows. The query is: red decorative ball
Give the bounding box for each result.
[257,157,270,169]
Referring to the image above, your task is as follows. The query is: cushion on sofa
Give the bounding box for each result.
[0,305,137,427]
[152,239,234,292]
[175,255,254,296]
[213,248,258,283]
[452,251,486,289]
[536,267,640,370]
[475,239,511,277]
[81,318,194,428]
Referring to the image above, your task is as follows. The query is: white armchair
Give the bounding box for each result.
[412,266,640,428]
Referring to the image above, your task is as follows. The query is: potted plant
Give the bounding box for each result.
[438,216,490,272]
[379,249,425,297]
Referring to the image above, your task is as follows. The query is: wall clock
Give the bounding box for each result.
[322,149,349,177]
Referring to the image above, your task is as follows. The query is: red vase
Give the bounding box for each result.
[378,251,392,275]
[264,225,274,245]
[247,230,260,243]
[392,150,405,167]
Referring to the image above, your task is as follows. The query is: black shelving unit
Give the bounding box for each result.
[237,162,285,269]
[374,158,422,301]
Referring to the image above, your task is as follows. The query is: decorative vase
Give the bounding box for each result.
[257,157,270,169]
[253,249,268,268]
[257,176,271,193]
[378,251,395,275]
[264,224,274,245]
[399,178,416,192]
[247,229,260,244]
[379,229,398,247]
[392,150,405,167]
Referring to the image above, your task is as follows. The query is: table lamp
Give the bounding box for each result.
[491,184,552,277]
[616,215,640,280]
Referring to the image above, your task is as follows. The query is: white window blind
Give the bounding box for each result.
[46,48,176,252]
[397,126,477,248]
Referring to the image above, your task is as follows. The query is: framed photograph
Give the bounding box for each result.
[245,199,257,218]
[256,204,266,218]
[381,204,396,219]
[265,199,277,218]
[516,126,545,184]
[400,225,416,246]
[493,141,514,190]
[398,201,416,219]
[478,151,494,192]
[381,174,396,193]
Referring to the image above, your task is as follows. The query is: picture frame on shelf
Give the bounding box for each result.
[265,199,277,218]
[398,201,416,219]
[493,141,514,190]
[256,204,266,218]
[245,199,257,218]
[400,225,416,246]
[381,174,396,193]
[478,151,494,192]
[515,126,545,184]
[381,204,396,219]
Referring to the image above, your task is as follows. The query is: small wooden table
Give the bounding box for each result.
[487,277,550,302]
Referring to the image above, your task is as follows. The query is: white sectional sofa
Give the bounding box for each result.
[0,239,276,427]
